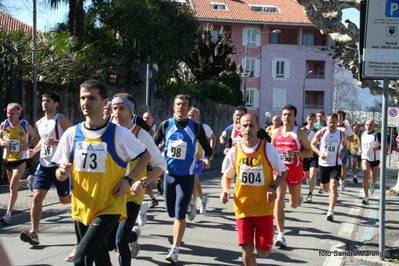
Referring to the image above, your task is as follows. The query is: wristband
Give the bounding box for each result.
[123,176,133,185]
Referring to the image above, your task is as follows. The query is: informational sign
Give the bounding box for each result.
[362,0,399,79]
[387,107,399,127]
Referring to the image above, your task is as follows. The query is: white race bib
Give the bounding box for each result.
[41,143,53,158]
[74,141,107,173]
[239,164,265,186]
[278,149,293,164]
[7,139,21,152]
[322,142,339,155]
[167,139,187,160]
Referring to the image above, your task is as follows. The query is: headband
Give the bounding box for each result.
[111,97,135,114]
[7,107,22,113]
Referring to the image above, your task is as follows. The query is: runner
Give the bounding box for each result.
[271,104,312,247]
[265,115,280,137]
[19,92,72,245]
[220,114,286,265]
[336,110,354,190]
[359,120,382,205]
[0,103,38,225]
[52,80,151,266]
[349,124,362,184]
[311,113,348,221]
[153,94,213,264]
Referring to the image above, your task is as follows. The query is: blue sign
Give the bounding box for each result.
[386,0,399,17]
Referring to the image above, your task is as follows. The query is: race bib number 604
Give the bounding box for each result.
[239,164,265,186]
[74,141,107,173]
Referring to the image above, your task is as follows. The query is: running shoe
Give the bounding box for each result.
[362,197,370,205]
[27,175,35,192]
[0,215,11,225]
[305,193,312,203]
[156,177,163,195]
[200,196,209,214]
[138,202,148,227]
[369,182,375,195]
[165,246,179,264]
[20,230,40,245]
[353,177,358,184]
[326,210,334,221]
[65,245,77,262]
[187,199,197,221]
[318,187,324,194]
[129,226,141,258]
[339,179,345,192]
[274,235,287,248]
[149,198,159,208]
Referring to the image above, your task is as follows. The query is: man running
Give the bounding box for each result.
[272,104,312,247]
[188,107,216,214]
[52,80,151,266]
[311,113,348,221]
[153,94,213,264]
[301,113,319,203]
[19,92,72,245]
[336,110,354,190]
[359,120,382,205]
[265,115,280,137]
[0,103,38,225]
[220,114,286,266]
[350,124,362,184]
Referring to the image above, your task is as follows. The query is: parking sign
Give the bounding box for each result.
[388,107,399,127]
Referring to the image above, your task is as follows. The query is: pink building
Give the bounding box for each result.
[191,0,334,126]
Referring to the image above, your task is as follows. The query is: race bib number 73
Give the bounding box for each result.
[74,141,107,173]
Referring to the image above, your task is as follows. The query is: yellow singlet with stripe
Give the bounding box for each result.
[70,122,128,226]
[234,140,274,218]
[2,119,29,162]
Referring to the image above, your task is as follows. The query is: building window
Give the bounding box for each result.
[305,91,324,109]
[318,67,325,79]
[212,29,219,43]
[242,88,259,108]
[241,58,260,77]
[270,32,279,44]
[249,5,280,13]
[272,59,290,79]
[242,28,261,47]
[211,2,227,10]
[273,89,286,110]
[303,33,315,45]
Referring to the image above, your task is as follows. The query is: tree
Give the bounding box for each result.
[297,1,399,102]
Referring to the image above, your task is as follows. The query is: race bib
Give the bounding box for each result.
[167,139,187,160]
[322,142,339,155]
[7,139,21,152]
[353,145,359,153]
[278,149,293,164]
[74,141,107,173]
[239,164,265,186]
[41,139,53,158]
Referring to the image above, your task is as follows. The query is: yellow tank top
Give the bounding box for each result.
[2,119,28,162]
[70,122,128,226]
[267,125,275,137]
[349,134,360,155]
[234,140,274,218]
[127,125,147,205]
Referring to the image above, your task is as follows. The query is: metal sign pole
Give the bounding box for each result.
[379,79,389,259]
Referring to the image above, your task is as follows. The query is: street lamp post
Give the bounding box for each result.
[301,70,313,126]
[265,111,271,127]
[243,29,281,103]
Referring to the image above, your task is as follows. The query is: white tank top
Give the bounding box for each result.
[37,113,64,167]
[318,129,343,167]
[361,131,381,161]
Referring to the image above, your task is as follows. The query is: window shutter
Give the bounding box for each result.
[285,60,290,79]
[241,58,245,77]
[271,59,277,78]
[255,28,261,46]
[255,59,260,77]
[242,28,247,46]
[253,89,260,108]
[273,89,286,109]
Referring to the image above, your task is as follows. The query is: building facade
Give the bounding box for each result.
[192,0,334,126]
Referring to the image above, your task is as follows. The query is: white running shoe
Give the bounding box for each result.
[369,182,375,195]
[187,199,197,221]
[318,187,324,194]
[274,235,287,248]
[165,246,179,264]
[200,196,209,214]
[27,175,35,192]
[339,179,345,192]
[129,226,141,258]
[0,215,11,225]
[138,202,148,227]
[65,245,77,262]
[20,230,40,245]
[305,194,312,203]
[362,197,370,205]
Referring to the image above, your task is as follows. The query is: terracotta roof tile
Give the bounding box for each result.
[193,0,312,24]
[0,11,33,34]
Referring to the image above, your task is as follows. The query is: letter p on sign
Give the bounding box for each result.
[386,0,399,17]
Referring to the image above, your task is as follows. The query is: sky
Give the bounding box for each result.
[9,1,382,108]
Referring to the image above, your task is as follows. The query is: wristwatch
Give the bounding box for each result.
[294,152,299,157]
[140,179,147,188]
[270,184,277,190]
[123,176,133,186]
